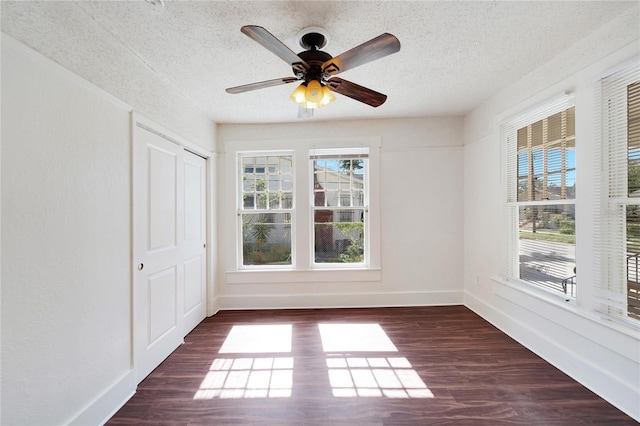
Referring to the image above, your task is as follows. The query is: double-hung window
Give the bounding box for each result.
[598,60,640,323]
[504,94,576,296]
[239,153,294,267]
[311,148,369,266]
[235,143,378,273]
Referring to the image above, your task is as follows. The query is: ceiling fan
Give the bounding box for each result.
[225,25,401,113]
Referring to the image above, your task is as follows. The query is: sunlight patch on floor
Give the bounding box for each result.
[218,324,292,353]
[318,323,398,352]
[194,357,294,399]
[326,356,434,399]
[319,324,432,399]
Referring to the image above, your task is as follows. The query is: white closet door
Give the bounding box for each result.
[182,151,207,335]
[133,125,185,382]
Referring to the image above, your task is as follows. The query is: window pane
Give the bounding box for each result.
[547,146,562,173]
[243,195,255,209]
[565,170,576,199]
[566,149,575,169]
[242,213,292,266]
[241,154,293,211]
[517,127,528,150]
[268,177,279,191]
[243,175,255,192]
[532,149,544,175]
[517,178,529,202]
[530,121,543,147]
[517,152,529,178]
[515,106,575,202]
[314,209,364,264]
[282,175,292,191]
[518,204,576,296]
[629,83,640,197]
[353,191,364,207]
[629,157,640,197]
[280,157,292,173]
[627,205,640,320]
[313,158,366,208]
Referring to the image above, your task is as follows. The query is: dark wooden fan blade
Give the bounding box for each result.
[241,25,309,72]
[322,33,400,76]
[326,77,387,107]
[226,77,299,94]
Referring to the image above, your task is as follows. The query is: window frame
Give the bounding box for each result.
[597,60,640,325]
[309,148,370,269]
[237,150,296,270]
[503,94,577,298]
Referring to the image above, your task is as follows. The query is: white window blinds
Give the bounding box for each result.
[503,93,576,296]
[596,60,640,326]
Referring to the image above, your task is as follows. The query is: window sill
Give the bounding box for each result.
[490,275,640,339]
[491,275,576,306]
[226,268,382,285]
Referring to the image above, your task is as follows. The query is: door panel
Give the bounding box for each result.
[148,146,178,251]
[184,160,203,243]
[184,255,203,315]
[182,151,206,335]
[134,126,185,383]
[148,267,178,345]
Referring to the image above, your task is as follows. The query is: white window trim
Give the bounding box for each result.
[226,137,382,284]
[309,147,370,269]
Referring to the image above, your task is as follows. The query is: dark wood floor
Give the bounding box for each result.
[108,306,636,425]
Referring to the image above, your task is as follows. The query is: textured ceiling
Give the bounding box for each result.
[1,1,637,124]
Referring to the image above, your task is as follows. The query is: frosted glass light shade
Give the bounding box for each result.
[305,80,323,102]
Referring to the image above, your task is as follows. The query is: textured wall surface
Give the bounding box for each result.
[1,40,132,425]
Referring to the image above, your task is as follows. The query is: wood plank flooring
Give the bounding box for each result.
[108,306,636,425]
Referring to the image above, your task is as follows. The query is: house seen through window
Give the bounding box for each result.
[240,154,293,266]
[312,155,368,265]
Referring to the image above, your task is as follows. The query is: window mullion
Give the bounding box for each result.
[527,126,534,202]
[542,118,549,201]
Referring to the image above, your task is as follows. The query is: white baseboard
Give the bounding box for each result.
[209,296,221,316]
[464,290,640,422]
[68,369,136,426]
[216,290,463,310]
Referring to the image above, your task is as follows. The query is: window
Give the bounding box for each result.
[504,95,576,296]
[311,149,369,266]
[234,143,379,275]
[598,60,640,323]
[239,153,293,267]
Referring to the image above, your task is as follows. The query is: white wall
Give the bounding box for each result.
[216,117,464,310]
[463,9,640,421]
[0,37,215,425]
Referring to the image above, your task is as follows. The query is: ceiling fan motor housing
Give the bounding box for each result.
[296,50,333,83]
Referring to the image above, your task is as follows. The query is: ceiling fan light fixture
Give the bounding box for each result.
[305,80,323,102]
[290,82,308,104]
[319,86,336,107]
[290,80,335,109]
